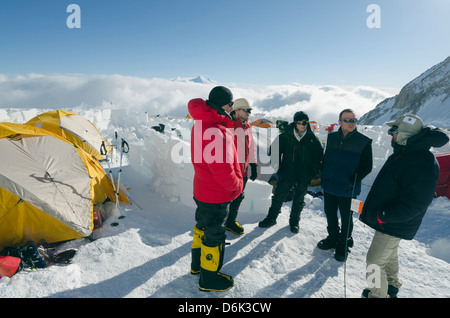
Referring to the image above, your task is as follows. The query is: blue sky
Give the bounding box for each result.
[1,0,449,90]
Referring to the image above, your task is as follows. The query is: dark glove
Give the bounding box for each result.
[250,163,258,181]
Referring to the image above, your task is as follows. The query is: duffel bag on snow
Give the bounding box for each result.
[0,256,22,278]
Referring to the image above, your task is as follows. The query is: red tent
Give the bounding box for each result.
[435,153,450,199]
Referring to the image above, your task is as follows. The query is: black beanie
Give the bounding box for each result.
[293,111,309,122]
[207,86,233,109]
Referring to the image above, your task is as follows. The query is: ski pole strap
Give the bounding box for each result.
[121,139,129,153]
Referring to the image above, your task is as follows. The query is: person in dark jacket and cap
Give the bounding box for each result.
[360,114,449,298]
[258,111,323,233]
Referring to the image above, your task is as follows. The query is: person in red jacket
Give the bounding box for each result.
[188,86,243,292]
[226,98,258,235]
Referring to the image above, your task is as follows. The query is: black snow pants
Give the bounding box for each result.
[193,197,230,247]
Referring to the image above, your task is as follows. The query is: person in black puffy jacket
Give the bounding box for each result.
[258,111,323,233]
[360,114,449,298]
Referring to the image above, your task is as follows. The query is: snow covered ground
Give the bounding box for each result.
[1,108,450,299]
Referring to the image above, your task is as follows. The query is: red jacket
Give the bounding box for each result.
[232,119,257,178]
[188,98,243,203]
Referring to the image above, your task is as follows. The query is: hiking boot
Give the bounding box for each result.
[347,236,354,248]
[334,239,350,262]
[190,248,201,275]
[361,288,370,298]
[317,236,337,250]
[361,287,395,298]
[289,222,299,234]
[198,242,233,292]
[258,217,276,228]
[226,221,244,235]
[388,285,399,298]
[199,270,234,292]
[190,226,204,275]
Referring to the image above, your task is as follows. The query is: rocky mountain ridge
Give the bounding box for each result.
[360,56,450,128]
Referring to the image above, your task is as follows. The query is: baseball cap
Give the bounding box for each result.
[385,114,424,145]
[232,98,252,111]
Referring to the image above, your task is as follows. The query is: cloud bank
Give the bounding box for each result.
[0,73,396,124]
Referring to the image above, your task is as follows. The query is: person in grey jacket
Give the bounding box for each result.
[360,114,449,298]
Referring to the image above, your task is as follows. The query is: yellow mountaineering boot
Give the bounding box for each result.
[198,242,234,292]
[190,226,204,275]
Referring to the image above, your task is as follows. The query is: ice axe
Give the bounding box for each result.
[100,140,116,199]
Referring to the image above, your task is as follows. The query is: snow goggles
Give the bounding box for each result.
[341,118,358,124]
[388,125,399,136]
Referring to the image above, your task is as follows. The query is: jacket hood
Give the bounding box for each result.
[188,98,234,127]
[403,126,449,152]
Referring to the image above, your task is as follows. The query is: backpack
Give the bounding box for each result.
[0,240,76,277]
[0,241,48,271]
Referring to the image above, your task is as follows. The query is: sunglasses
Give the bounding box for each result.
[296,120,308,126]
[341,118,358,124]
[388,125,399,136]
[241,109,251,114]
[229,101,234,107]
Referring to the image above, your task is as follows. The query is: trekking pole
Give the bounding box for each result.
[101,141,120,223]
[115,138,129,218]
[101,141,117,198]
[343,173,358,298]
[114,131,118,164]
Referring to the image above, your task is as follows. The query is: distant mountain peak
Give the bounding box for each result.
[190,75,211,84]
[360,56,450,127]
[172,75,217,84]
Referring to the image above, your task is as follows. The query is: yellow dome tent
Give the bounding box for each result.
[0,122,122,250]
[26,110,130,205]
[26,110,109,162]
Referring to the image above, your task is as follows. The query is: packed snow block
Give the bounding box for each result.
[140,129,196,208]
[175,164,195,208]
[235,180,272,214]
[435,153,450,199]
